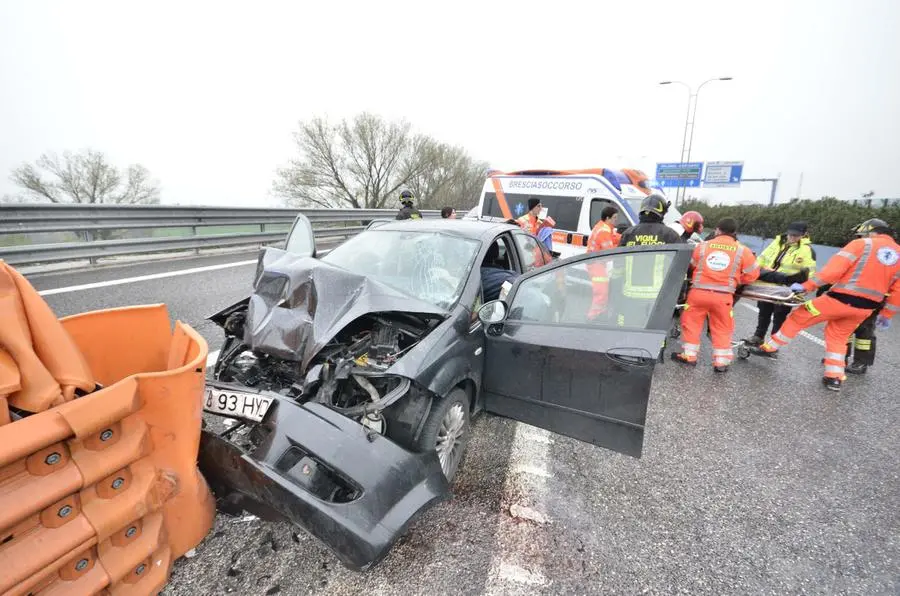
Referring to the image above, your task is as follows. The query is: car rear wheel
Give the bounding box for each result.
[416,388,470,483]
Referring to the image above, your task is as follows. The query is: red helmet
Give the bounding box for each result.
[679,211,704,234]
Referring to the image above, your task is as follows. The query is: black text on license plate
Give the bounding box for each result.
[204,387,272,422]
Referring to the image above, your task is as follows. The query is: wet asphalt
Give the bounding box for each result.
[26,257,900,595]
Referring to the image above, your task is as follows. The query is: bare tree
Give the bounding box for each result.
[405,143,488,210]
[8,149,161,204]
[273,112,487,210]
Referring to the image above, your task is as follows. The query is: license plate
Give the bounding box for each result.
[203,385,273,423]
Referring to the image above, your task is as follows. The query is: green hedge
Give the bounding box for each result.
[681,197,900,247]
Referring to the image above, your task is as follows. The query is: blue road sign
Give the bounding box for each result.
[655,162,704,188]
[703,161,744,188]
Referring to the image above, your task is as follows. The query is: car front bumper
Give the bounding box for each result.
[198,396,450,571]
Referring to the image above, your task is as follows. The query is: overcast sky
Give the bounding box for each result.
[2,0,899,207]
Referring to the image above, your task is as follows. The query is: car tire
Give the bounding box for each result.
[415,388,470,483]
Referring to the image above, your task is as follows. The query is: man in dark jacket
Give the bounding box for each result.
[396,189,422,220]
[615,193,682,327]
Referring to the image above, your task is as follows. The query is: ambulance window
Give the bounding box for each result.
[481,191,581,232]
[537,196,581,232]
[590,199,624,228]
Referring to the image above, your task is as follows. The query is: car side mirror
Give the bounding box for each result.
[478,300,507,325]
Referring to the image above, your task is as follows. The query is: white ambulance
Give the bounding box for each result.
[471,168,685,259]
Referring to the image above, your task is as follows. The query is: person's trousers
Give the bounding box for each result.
[755,300,791,337]
[850,309,879,366]
[680,289,735,367]
[587,263,609,319]
[768,294,873,378]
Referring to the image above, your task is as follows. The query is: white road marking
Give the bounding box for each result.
[37,259,257,296]
[740,301,826,347]
[494,562,548,586]
[484,422,553,593]
[513,464,552,478]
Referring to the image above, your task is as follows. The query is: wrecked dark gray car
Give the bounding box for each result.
[197,216,692,571]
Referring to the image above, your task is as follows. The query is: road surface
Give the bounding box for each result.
[25,253,900,596]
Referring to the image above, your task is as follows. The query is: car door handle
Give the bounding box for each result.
[605,347,654,367]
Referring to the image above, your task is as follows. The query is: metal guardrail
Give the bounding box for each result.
[0,204,440,266]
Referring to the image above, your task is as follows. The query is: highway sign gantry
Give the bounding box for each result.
[655,162,704,188]
[703,161,744,188]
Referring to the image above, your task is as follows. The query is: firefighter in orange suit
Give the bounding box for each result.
[516,198,555,235]
[586,205,619,319]
[751,218,900,391]
[671,218,760,372]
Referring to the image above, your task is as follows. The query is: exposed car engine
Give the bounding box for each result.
[213,305,440,436]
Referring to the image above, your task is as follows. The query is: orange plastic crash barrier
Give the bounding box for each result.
[0,261,214,596]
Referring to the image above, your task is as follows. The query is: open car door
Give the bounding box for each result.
[284,213,316,257]
[479,244,693,457]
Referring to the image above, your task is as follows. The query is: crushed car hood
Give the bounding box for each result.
[244,248,447,369]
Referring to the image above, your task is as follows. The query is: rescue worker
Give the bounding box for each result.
[516,198,555,235]
[396,189,422,220]
[615,192,682,326]
[679,211,705,244]
[822,221,892,375]
[745,221,817,346]
[751,218,900,391]
[672,218,760,372]
[586,206,619,319]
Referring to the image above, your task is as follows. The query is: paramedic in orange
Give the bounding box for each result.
[751,218,900,392]
[671,218,760,372]
[516,198,555,235]
[586,206,619,319]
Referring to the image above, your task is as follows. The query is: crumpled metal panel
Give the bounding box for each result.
[245,248,446,369]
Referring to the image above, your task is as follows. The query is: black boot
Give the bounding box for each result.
[744,334,764,347]
[671,352,697,366]
[822,377,842,392]
[846,362,868,375]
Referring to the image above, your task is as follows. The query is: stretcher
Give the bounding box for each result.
[669,282,807,360]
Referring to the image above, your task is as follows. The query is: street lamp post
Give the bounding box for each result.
[659,77,733,205]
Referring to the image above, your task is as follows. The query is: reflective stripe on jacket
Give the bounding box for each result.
[803,234,900,317]
[690,234,760,294]
[617,221,683,299]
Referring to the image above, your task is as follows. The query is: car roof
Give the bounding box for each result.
[368,218,517,242]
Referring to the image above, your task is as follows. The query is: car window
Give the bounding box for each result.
[507,251,678,328]
[589,198,626,228]
[512,232,549,273]
[322,230,480,310]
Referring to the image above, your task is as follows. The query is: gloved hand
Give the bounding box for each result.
[876,315,891,330]
[790,282,806,293]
